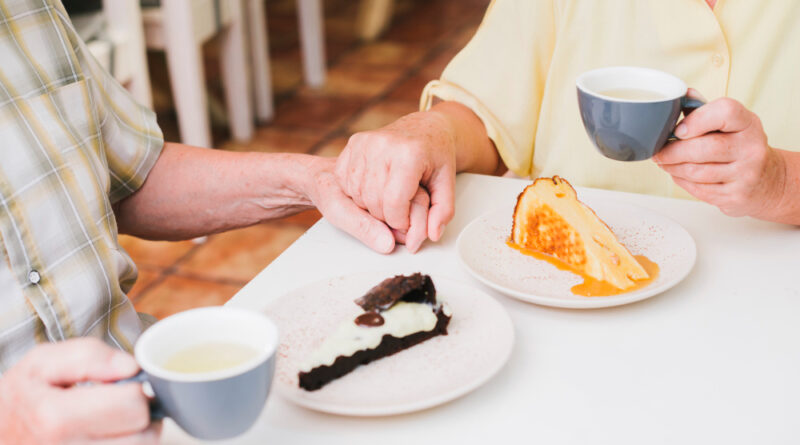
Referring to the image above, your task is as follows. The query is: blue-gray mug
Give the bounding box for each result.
[576,66,705,161]
[123,307,279,441]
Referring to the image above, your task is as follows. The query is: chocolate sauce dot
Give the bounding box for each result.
[355,312,384,327]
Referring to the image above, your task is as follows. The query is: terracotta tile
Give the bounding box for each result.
[325,40,358,65]
[337,42,427,69]
[382,4,452,45]
[270,49,304,96]
[176,223,307,283]
[267,16,300,51]
[313,136,349,158]
[273,96,365,130]
[220,126,325,154]
[133,275,240,320]
[392,0,416,17]
[419,47,460,79]
[118,235,196,269]
[266,0,298,18]
[325,14,359,46]
[347,99,418,133]
[299,65,404,99]
[388,73,430,102]
[279,209,322,228]
[127,267,162,300]
[450,25,480,50]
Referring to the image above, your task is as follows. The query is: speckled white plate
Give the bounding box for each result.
[456,201,696,309]
[266,272,514,416]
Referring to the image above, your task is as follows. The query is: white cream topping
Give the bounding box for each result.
[299,300,448,372]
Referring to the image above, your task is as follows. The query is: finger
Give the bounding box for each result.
[653,133,736,165]
[334,146,352,190]
[404,187,431,253]
[671,176,727,205]
[43,383,150,439]
[338,138,368,209]
[89,423,162,445]
[426,169,456,241]
[383,161,425,232]
[658,161,734,184]
[392,228,407,245]
[316,173,395,253]
[362,161,389,222]
[27,338,138,385]
[685,88,707,102]
[675,97,753,139]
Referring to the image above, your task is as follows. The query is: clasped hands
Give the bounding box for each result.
[314,97,791,255]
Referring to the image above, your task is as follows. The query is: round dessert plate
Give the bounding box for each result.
[456,201,696,309]
[266,272,514,416]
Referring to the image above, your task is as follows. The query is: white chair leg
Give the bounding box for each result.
[247,0,274,122]
[297,0,326,87]
[104,0,153,109]
[221,0,254,141]
[162,0,212,147]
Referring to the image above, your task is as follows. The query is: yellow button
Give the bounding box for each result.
[712,53,725,67]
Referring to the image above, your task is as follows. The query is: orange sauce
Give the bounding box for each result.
[506,241,659,297]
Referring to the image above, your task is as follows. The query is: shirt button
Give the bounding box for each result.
[28,270,41,284]
[712,53,725,67]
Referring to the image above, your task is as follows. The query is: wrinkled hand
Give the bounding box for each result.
[305,157,431,253]
[0,338,159,445]
[334,111,458,252]
[653,96,786,218]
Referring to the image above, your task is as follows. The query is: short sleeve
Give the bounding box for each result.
[66,17,164,203]
[420,0,556,177]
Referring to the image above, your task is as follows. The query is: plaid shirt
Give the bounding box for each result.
[0,0,163,372]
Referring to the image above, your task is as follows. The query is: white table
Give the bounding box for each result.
[164,173,800,444]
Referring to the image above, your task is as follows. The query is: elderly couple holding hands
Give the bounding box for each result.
[1,0,798,443]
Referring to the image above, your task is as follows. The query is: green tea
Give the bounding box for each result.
[599,88,667,101]
[162,342,259,373]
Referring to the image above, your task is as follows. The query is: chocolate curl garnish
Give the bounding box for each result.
[354,273,436,312]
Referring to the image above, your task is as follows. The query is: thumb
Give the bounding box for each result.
[27,338,139,385]
[425,170,456,241]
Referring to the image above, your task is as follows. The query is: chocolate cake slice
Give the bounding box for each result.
[298,273,452,391]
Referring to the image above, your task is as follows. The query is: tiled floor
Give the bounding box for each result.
[124,0,490,318]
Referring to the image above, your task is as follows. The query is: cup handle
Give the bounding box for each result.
[669,97,706,139]
[116,370,166,421]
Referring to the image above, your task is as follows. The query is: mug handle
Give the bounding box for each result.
[669,97,706,139]
[116,370,166,421]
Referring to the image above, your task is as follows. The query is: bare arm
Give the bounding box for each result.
[115,143,317,239]
[115,143,399,250]
[756,148,800,225]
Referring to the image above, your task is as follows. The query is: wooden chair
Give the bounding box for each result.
[142,0,254,148]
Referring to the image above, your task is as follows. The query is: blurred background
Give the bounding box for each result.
[63,0,489,318]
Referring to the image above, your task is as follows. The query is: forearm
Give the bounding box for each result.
[763,148,800,225]
[115,142,319,240]
[428,101,504,175]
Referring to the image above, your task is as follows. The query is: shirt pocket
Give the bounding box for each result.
[8,79,116,249]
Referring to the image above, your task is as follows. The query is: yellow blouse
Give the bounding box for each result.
[421,0,800,198]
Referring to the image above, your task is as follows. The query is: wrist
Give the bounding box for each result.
[428,101,498,174]
[282,154,333,208]
[252,153,319,221]
[760,149,800,225]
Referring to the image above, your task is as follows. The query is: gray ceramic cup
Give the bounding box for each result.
[576,66,704,161]
[129,307,278,440]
